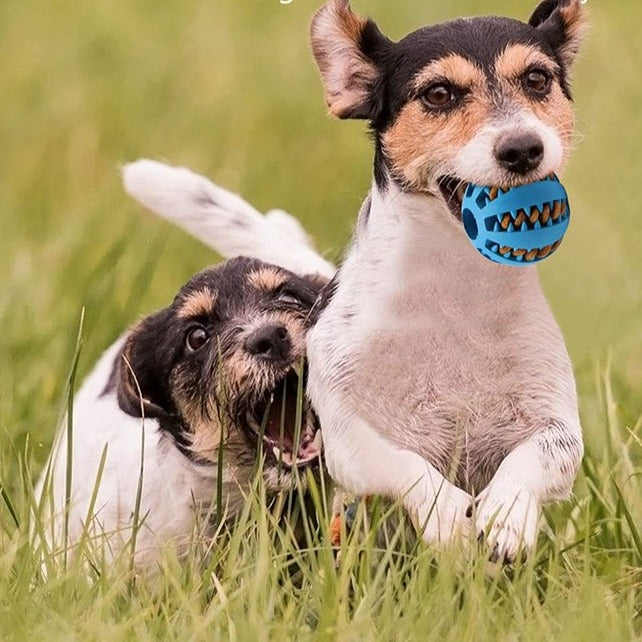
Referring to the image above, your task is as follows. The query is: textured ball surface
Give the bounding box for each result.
[461,175,570,266]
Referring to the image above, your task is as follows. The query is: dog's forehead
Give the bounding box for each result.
[174,258,296,318]
[182,260,269,297]
[391,17,555,80]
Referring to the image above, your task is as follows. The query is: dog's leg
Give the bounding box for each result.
[473,419,583,562]
[324,412,472,545]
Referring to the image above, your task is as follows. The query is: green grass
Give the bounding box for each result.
[0,0,640,639]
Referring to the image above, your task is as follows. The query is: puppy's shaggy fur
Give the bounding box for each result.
[37,168,333,567]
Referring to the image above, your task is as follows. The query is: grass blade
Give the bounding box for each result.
[63,308,85,567]
[0,479,20,530]
[612,478,642,562]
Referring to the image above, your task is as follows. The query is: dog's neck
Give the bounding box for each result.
[358,179,540,305]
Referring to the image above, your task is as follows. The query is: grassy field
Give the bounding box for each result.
[0,0,640,639]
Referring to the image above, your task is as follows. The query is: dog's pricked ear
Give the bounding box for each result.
[310,0,389,120]
[117,313,173,420]
[529,0,587,68]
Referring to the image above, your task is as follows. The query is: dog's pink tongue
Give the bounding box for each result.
[265,399,296,449]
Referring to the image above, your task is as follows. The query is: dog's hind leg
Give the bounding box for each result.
[473,419,583,563]
[122,159,336,278]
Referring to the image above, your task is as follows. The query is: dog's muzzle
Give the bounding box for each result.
[243,365,322,469]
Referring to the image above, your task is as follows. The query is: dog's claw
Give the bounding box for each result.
[473,480,540,566]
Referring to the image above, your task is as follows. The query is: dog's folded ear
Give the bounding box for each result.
[529,0,588,68]
[310,0,390,120]
[116,311,174,420]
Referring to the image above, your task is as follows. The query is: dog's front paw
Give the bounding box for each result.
[414,485,472,546]
[472,481,539,564]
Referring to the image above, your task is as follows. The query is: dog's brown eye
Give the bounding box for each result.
[186,327,209,352]
[420,83,456,109]
[523,69,551,95]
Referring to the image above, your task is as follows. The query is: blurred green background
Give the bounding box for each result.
[0,0,640,465]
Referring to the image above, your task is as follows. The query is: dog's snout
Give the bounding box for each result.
[494,133,544,175]
[245,324,291,361]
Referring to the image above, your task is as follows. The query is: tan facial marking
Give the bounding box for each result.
[494,44,559,81]
[178,287,217,319]
[529,86,575,162]
[248,268,286,292]
[383,55,490,189]
[413,55,485,92]
[493,44,575,163]
[184,409,224,462]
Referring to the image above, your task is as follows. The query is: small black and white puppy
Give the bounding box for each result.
[37,164,334,567]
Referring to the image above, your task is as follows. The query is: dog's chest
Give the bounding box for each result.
[309,210,570,490]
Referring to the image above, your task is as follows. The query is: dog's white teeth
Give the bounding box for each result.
[272,446,294,466]
[311,430,323,452]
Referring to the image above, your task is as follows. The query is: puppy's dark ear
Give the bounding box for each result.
[310,0,390,120]
[116,312,174,419]
[529,0,587,68]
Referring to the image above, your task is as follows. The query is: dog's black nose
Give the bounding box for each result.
[494,133,544,175]
[245,324,291,361]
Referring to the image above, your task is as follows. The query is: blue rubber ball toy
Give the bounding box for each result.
[461,175,570,266]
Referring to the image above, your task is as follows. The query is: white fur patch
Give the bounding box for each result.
[123,160,335,279]
[453,114,563,186]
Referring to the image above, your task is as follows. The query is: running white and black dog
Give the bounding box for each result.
[36,161,334,566]
[306,0,587,563]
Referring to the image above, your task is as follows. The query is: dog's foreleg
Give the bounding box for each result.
[473,419,583,562]
[324,413,472,545]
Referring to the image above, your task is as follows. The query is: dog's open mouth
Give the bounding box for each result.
[439,174,569,262]
[244,368,321,469]
[437,176,468,221]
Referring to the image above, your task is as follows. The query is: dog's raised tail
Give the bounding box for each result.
[122,159,335,278]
